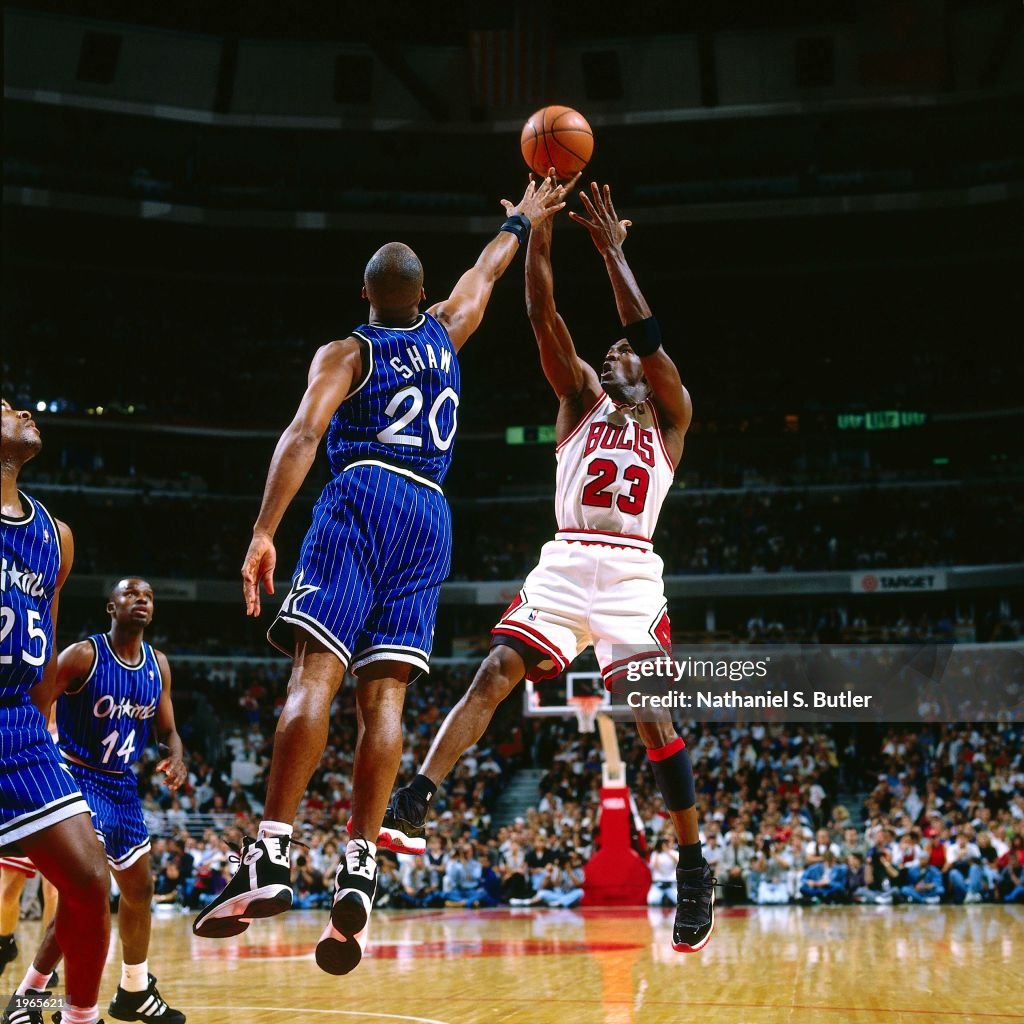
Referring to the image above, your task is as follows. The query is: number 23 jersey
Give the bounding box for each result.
[57,633,161,772]
[554,392,675,548]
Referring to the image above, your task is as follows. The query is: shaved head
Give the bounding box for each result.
[364,242,424,311]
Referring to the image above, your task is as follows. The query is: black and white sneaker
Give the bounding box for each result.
[192,836,293,939]
[1,987,47,1024]
[108,973,185,1022]
[0,937,16,978]
[673,860,717,953]
[315,840,378,976]
[376,789,428,855]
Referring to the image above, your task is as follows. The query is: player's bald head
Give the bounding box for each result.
[363,243,424,310]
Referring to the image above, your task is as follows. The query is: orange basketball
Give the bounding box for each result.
[520,105,594,179]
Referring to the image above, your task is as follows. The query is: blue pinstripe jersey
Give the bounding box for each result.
[327,313,460,487]
[57,633,162,771]
[1,492,61,697]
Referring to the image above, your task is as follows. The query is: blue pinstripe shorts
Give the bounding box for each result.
[66,759,151,870]
[0,698,91,854]
[269,462,452,677]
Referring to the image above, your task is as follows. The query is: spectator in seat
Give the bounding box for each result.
[999,835,1024,903]
[720,830,755,903]
[647,838,679,908]
[442,843,497,908]
[799,852,847,903]
[805,828,841,865]
[512,854,585,909]
[944,833,984,904]
[898,856,943,904]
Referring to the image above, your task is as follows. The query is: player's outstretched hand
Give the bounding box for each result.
[242,532,276,617]
[501,173,566,226]
[569,181,632,253]
[156,753,188,791]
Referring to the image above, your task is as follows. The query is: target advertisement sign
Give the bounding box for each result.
[851,571,947,593]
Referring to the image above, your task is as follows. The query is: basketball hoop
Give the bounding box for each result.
[569,695,604,733]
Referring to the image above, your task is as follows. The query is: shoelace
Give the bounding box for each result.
[349,839,374,875]
[226,833,309,870]
[678,874,719,905]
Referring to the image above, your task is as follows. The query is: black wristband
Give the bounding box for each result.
[499,213,531,246]
[623,315,662,357]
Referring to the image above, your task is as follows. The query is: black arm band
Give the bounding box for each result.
[499,213,531,247]
[623,315,662,357]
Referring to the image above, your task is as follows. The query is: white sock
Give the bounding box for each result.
[59,1005,100,1024]
[257,819,293,841]
[17,964,51,995]
[121,959,148,992]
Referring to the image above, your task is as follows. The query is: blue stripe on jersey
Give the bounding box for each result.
[1,492,61,696]
[326,312,460,487]
[57,634,162,771]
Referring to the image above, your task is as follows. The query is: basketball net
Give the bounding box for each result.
[568,695,604,733]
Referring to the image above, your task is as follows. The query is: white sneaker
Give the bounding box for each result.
[315,839,378,975]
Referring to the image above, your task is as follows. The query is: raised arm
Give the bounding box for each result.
[428,177,566,350]
[525,185,600,402]
[571,183,693,451]
[242,337,362,616]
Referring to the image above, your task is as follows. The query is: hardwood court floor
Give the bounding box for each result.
[5,904,1022,1023]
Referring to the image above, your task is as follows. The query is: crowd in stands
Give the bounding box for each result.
[125,661,1023,915]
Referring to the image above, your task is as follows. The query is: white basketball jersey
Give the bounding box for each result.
[554,392,675,548]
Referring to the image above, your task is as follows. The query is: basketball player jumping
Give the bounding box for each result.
[193,176,567,975]
[1,399,111,1024]
[12,579,187,1023]
[379,180,717,953]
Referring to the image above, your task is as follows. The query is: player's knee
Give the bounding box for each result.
[117,868,153,905]
[60,856,110,908]
[469,652,518,706]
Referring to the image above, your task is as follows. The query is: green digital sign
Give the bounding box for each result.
[837,411,928,431]
[506,425,557,445]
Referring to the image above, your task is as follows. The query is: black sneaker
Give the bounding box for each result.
[108,973,185,1023]
[377,789,428,854]
[315,840,378,976]
[0,937,16,977]
[673,861,716,953]
[192,836,292,939]
[46,972,56,989]
[2,987,47,1024]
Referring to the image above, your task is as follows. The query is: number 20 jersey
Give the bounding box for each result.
[326,313,460,489]
[1,492,61,698]
[554,392,675,549]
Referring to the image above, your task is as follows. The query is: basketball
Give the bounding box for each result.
[520,105,594,179]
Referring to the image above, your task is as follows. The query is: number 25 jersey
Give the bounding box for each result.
[1,492,61,697]
[327,313,460,489]
[554,392,675,548]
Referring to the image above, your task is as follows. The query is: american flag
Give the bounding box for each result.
[469,11,553,111]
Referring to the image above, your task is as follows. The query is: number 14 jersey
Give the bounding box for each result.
[554,392,675,549]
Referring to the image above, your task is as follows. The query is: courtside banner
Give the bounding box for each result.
[607,644,1023,724]
[851,571,947,593]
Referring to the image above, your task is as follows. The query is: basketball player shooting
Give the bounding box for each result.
[192,176,567,976]
[379,178,717,954]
